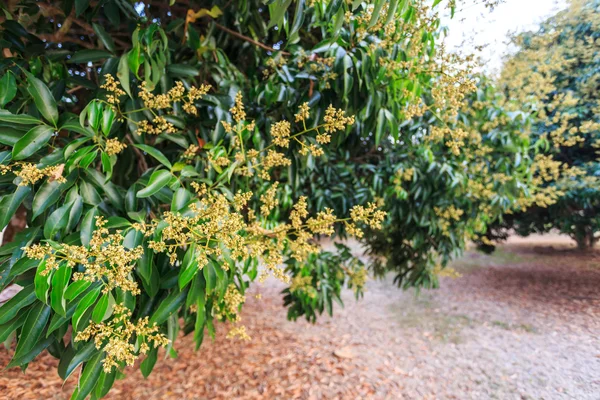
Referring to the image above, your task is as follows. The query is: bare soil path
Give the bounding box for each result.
[1,238,599,399]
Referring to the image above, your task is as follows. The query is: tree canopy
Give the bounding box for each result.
[0,0,561,398]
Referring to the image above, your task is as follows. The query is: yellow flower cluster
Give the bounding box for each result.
[226,325,251,341]
[138,81,210,113]
[434,205,464,236]
[218,284,246,322]
[105,138,127,156]
[137,116,176,135]
[100,74,126,104]
[2,163,66,186]
[24,216,143,295]
[75,304,169,373]
[289,275,317,298]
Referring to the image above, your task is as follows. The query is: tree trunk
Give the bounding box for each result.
[573,227,597,251]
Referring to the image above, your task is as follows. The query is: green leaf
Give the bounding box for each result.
[0,312,27,343]
[385,0,401,24]
[0,284,36,324]
[34,260,52,303]
[75,0,89,16]
[101,107,116,136]
[149,288,187,325]
[25,71,59,126]
[140,346,158,378]
[0,72,17,107]
[48,287,93,337]
[57,341,95,380]
[65,280,91,301]
[133,144,172,169]
[32,180,65,219]
[178,244,199,290]
[69,50,113,63]
[0,185,31,231]
[50,264,72,316]
[0,126,24,146]
[194,291,206,350]
[91,292,114,323]
[72,351,105,400]
[12,125,54,160]
[136,169,172,198]
[6,335,53,368]
[203,262,217,293]
[9,256,38,278]
[11,302,51,363]
[101,152,113,181]
[44,202,73,239]
[375,108,386,146]
[93,369,117,399]
[60,120,94,137]
[80,207,99,246]
[72,285,101,332]
[0,110,40,125]
[92,23,116,53]
[117,55,131,98]
[288,0,306,44]
[81,181,102,205]
[171,188,191,212]
[368,0,386,28]
[166,64,199,78]
[127,45,142,79]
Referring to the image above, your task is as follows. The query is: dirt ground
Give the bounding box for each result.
[1,236,599,399]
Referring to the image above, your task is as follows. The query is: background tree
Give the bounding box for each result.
[480,0,600,250]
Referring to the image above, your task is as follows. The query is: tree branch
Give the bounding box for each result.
[212,22,289,55]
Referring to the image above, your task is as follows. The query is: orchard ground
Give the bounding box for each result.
[1,235,599,399]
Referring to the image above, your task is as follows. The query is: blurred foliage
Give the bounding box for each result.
[480,0,600,250]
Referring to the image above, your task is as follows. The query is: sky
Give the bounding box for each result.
[442,0,568,75]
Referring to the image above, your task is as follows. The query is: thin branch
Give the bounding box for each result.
[67,85,84,94]
[213,21,289,55]
[125,134,149,174]
[38,34,95,49]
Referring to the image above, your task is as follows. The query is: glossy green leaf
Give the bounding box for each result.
[80,207,99,246]
[0,72,17,107]
[0,110,40,125]
[91,292,114,323]
[32,180,65,219]
[65,280,92,301]
[0,312,27,343]
[178,244,198,290]
[34,260,52,303]
[12,125,54,160]
[92,23,116,53]
[11,302,51,363]
[72,285,101,331]
[149,288,187,325]
[50,264,72,316]
[133,144,172,169]
[0,185,30,231]
[71,351,105,400]
[44,202,73,239]
[140,346,158,378]
[58,341,96,380]
[136,169,172,198]
[25,71,59,126]
[0,284,36,324]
